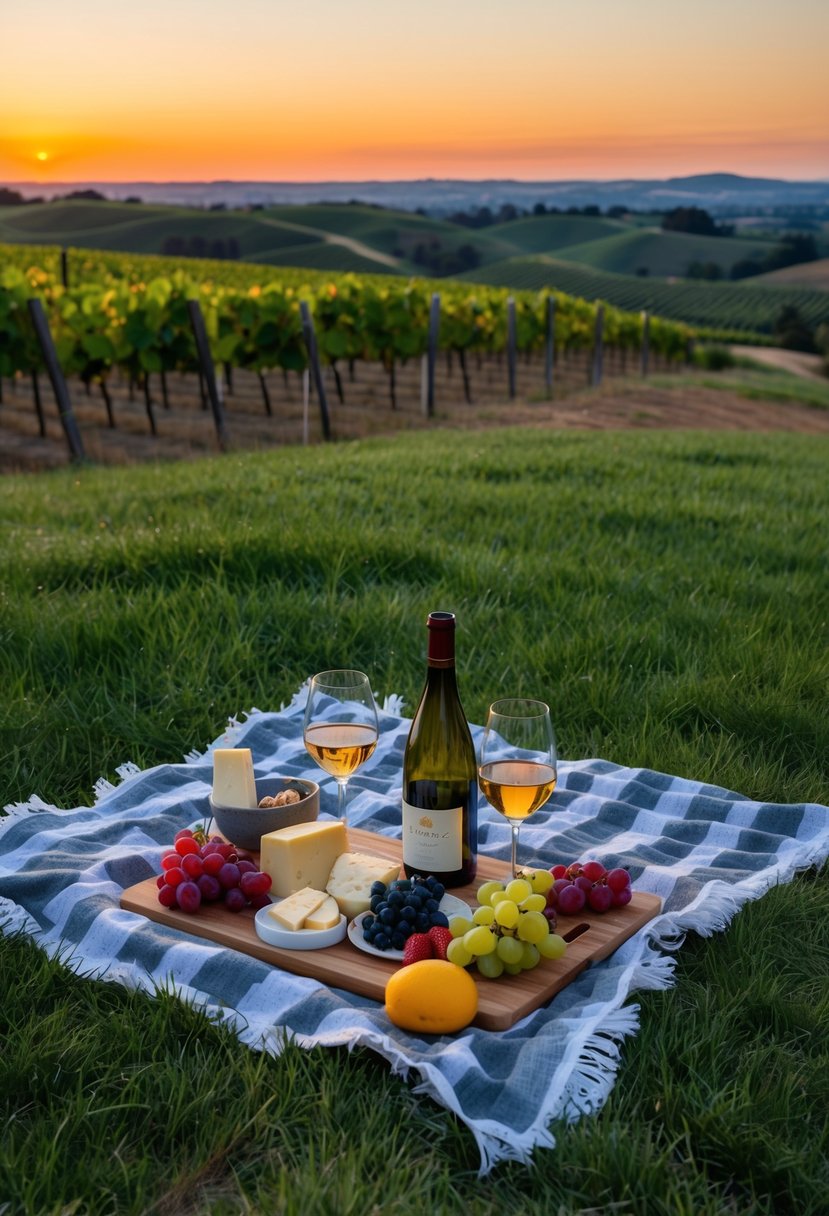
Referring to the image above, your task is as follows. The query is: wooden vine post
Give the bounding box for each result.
[30,371,46,437]
[640,310,650,377]
[426,292,440,418]
[187,299,228,451]
[299,301,332,441]
[26,298,85,461]
[545,294,556,395]
[591,303,605,387]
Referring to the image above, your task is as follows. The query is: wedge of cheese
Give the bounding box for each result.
[326,851,400,919]
[212,747,257,808]
[303,894,341,931]
[268,886,328,931]
[259,819,348,899]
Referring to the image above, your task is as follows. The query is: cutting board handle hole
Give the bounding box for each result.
[561,922,590,943]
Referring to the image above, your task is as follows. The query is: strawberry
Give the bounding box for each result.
[402,933,434,966]
[427,925,454,961]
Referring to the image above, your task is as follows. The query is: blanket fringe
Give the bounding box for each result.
[0,793,56,826]
[646,846,829,955]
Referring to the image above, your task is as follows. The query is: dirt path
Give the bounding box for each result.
[731,345,826,380]
[258,216,399,270]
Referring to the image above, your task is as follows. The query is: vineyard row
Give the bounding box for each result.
[461,256,829,337]
[0,244,692,402]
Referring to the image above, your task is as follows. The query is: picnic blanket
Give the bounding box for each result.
[2,689,828,1174]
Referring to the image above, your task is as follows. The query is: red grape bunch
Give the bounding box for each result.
[156,829,272,914]
[547,860,633,916]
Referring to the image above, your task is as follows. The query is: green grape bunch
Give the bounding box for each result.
[446,871,567,980]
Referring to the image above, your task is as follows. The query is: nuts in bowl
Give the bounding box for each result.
[208,776,319,850]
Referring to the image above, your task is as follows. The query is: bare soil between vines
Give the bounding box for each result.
[2,351,828,475]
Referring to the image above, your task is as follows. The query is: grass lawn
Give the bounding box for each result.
[1,427,828,1214]
[652,364,829,413]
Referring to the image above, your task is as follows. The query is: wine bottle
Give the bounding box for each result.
[402,611,477,887]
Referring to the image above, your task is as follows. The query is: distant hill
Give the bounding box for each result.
[749,258,829,289]
[7,173,829,215]
[552,229,777,278]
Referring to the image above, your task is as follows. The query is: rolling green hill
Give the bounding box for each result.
[0,200,316,255]
[0,199,519,277]
[488,213,625,252]
[263,202,518,268]
[750,257,829,289]
[0,200,404,274]
[553,228,775,278]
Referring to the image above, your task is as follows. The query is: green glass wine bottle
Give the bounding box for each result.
[402,611,477,887]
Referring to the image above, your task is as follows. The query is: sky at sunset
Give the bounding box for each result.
[1,0,827,184]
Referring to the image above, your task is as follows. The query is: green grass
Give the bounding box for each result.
[651,366,829,412]
[1,428,828,1213]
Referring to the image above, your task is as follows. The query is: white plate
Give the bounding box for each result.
[254,899,347,950]
[348,893,471,960]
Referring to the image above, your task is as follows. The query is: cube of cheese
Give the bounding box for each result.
[304,894,341,931]
[259,819,348,899]
[326,851,400,919]
[268,887,328,931]
[212,748,257,809]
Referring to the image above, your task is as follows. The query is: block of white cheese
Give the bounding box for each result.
[212,748,257,809]
[325,851,400,919]
[259,819,348,899]
[268,886,328,931]
[303,894,341,931]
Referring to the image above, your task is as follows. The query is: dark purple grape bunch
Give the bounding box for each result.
[547,860,632,916]
[156,829,272,914]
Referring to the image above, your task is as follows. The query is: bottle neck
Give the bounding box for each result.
[426,614,456,668]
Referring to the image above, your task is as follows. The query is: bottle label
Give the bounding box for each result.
[402,799,463,872]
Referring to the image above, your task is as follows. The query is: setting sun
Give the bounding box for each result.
[35,151,49,162]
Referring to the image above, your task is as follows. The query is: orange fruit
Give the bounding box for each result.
[384,959,478,1034]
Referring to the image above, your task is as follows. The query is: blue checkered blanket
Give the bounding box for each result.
[2,691,828,1172]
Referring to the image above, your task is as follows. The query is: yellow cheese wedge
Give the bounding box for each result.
[259,819,348,899]
[303,894,341,931]
[268,886,328,931]
[212,748,257,808]
[326,851,400,919]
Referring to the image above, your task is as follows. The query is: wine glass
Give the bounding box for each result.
[303,670,379,824]
[478,699,557,878]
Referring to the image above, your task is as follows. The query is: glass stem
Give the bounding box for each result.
[510,821,520,878]
[336,778,349,823]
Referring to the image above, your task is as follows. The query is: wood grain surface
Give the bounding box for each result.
[120,827,662,1031]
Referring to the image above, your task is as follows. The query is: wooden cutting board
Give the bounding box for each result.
[120,827,662,1031]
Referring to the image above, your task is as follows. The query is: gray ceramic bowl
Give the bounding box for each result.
[208,776,319,851]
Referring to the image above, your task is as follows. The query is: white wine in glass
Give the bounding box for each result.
[478,699,557,877]
[303,670,379,824]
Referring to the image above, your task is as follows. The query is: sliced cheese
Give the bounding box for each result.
[212,747,257,809]
[268,886,328,931]
[259,819,348,899]
[303,894,341,931]
[326,851,400,919]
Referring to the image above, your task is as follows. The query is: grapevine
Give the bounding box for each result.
[0,242,698,392]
